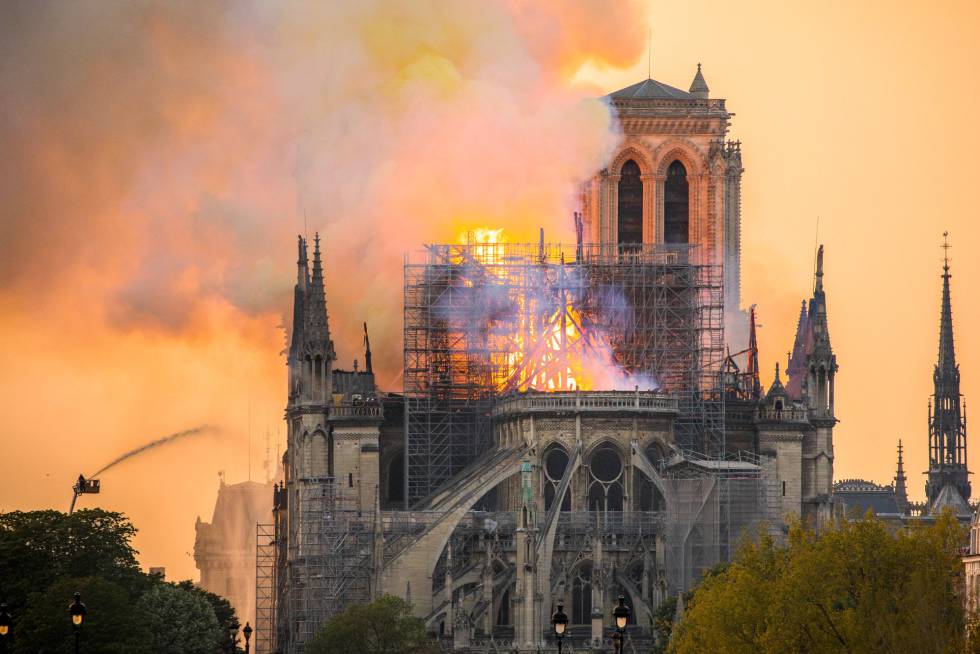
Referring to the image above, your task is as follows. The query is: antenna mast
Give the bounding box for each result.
[647,28,652,78]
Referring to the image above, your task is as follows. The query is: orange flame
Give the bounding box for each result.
[459,227,619,393]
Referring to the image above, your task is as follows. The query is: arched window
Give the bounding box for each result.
[618,160,643,246]
[588,443,625,511]
[664,160,689,244]
[542,445,572,512]
[310,431,329,478]
[496,589,511,626]
[636,443,666,511]
[572,564,593,624]
[386,453,404,506]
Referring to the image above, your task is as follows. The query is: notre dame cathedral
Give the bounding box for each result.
[250,66,847,654]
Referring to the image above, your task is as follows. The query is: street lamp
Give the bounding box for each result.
[612,595,630,653]
[228,618,240,653]
[0,603,10,637]
[68,593,86,654]
[551,602,568,654]
[242,622,252,654]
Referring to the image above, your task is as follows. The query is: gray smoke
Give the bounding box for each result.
[88,426,215,478]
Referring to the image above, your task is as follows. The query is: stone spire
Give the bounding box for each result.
[288,236,309,361]
[894,439,908,514]
[746,305,761,400]
[785,300,809,399]
[926,232,970,508]
[305,233,335,360]
[287,233,336,407]
[938,232,956,372]
[689,63,709,99]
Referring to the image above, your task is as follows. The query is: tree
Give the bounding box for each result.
[0,509,147,613]
[12,576,150,654]
[175,580,240,651]
[135,583,223,654]
[670,512,967,654]
[305,595,435,654]
[0,510,241,652]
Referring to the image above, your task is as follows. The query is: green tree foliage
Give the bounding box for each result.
[13,576,150,654]
[670,512,967,654]
[0,509,146,611]
[175,580,239,645]
[135,584,223,654]
[0,510,242,652]
[306,595,435,654]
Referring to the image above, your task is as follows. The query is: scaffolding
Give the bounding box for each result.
[404,241,725,504]
[278,481,375,653]
[663,455,780,593]
[255,523,277,654]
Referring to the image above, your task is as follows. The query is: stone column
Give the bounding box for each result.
[641,174,656,245]
[654,175,666,243]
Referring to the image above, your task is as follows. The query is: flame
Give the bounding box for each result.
[455,227,623,393]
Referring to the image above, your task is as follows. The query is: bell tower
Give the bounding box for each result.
[582,64,748,343]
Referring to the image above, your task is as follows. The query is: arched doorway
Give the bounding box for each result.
[617,160,643,246]
[664,160,689,244]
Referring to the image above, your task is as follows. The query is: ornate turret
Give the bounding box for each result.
[785,246,837,417]
[689,63,709,99]
[785,301,809,399]
[926,233,970,511]
[287,233,336,408]
[894,440,908,514]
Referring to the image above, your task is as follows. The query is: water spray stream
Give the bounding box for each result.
[69,426,216,513]
[88,426,215,478]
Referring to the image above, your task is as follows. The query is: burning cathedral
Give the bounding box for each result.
[254,68,839,653]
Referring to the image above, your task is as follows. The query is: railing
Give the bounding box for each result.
[328,404,383,420]
[755,407,808,423]
[492,390,677,417]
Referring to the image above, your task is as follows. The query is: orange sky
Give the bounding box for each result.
[1,0,979,583]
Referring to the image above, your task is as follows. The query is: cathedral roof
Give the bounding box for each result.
[930,481,973,518]
[833,479,903,517]
[606,77,694,101]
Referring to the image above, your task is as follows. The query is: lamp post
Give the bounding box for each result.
[612,595,630,653]
[551,602,568,654]
[68,592,86,654]
[228,618,240,653]
[242,622,252,654]
[0,603,11,652]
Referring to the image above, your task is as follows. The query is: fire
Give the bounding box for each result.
[457,227,622,393]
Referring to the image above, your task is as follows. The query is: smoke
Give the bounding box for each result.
[0,0,647,578]
[88,426,217,478]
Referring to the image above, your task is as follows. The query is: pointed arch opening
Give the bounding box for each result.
[664,160,689,244]
[617,160,643,246]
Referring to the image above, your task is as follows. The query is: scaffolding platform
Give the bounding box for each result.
[404,241,725,505]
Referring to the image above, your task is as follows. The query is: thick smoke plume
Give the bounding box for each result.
[0,0,647,580]
[88,426,216,478]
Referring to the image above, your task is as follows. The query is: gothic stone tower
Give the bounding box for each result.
[926,236,970,512]
[286,234,336,483]
[581,65,748,342]
[277,234,383,651]
[782,245,837,527]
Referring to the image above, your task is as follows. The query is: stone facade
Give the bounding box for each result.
[268,71,839,654]
[581,70,747,342]
[194,478,273,627]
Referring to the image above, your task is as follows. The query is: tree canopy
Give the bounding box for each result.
[136,584,223,654]
[306,595,436,654]
[0,509,242,653]
[670,512,967,654]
